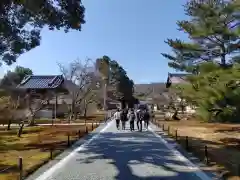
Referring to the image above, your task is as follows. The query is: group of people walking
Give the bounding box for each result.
[113,107,151,132]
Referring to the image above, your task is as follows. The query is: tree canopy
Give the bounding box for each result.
[162,0,240,123]
[162,0,240,73]
[0,0,85,65]
[96,55,135,108]
[0,66,33,87]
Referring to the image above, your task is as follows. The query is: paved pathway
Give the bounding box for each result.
[28,120,213,180]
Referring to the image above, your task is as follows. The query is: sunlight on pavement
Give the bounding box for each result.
[164,162,199,172]
[128,160,178,178]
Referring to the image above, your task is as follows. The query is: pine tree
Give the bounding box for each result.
[96,56,134,108]
[162,0,240,73]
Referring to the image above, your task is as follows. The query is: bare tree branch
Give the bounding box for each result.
[58,58,99,120]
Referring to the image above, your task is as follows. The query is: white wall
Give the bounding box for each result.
[35,110,53,119]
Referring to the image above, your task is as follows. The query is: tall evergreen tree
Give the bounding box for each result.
[96,56,134,108]
[162,0,240,73]
[161,0,240,123]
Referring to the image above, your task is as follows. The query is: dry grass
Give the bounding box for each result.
[154,119,240,180]
[0,113,105,126]
[0,123,99,180]
[56,113,107,124]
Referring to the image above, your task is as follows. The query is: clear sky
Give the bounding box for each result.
[0,0,189,84]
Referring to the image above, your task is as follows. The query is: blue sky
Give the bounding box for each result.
[0,0,189,84]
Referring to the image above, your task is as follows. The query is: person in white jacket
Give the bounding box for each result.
[114,109,121,129]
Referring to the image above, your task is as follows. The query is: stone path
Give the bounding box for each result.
[27,120,214,180]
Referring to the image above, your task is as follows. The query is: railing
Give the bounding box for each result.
[151,118,240,179]
[0,121,101,180]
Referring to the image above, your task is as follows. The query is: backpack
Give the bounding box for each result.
[129,112,135,121]
[144,111,150,120]
[137,111,144,121]
[121,110,127,121]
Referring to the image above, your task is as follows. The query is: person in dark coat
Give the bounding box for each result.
[143,109,150,130]
[128,108,136,131]
[121,109,128,130]
[136,108,143,132]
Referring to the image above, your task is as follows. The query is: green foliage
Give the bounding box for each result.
[96,56,134,105]
[0,0,85,65]
[96,56,110,81]
[0,66,33,87]
[172,63,240,122]
[162,0,240,73]
[163,0,240,123]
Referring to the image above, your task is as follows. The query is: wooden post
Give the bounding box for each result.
[67,133,70,147]
[78,130,81,139]
[167,126,170,134]
[86,126,88,134]
[162,124,164,131]
[185,136,189,150]
[18,157,23,180]
[204,145,209,165]
[50,148,53,160]
[92,122,94,130]
[175,130,178,141]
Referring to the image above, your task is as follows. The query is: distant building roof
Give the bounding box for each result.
[134,83,167,98]
[167,73,189,84]
[17,75,64,89]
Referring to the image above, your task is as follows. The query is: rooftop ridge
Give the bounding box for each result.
[48,75,60,86]
[19,75,32,86]
[17,74,64,89]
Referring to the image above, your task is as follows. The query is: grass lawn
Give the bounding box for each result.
[0,113,106,126]
[0,123,99,180]
[153,119,240,180]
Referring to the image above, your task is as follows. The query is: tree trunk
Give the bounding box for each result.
[28,115,35,126]
[220,44,226,66]
[7,119,12,130]
[84,104,88,118]
[17,122,24,137]
[69,103,75,122]
[73,108,78,120]
[74,112,77,120]
[172,109,180,120]
[120,99,126,109]
[68,113,72,124]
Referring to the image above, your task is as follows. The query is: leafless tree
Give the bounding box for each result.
[25,91,52,126]
[0,87,49,130]
[82,92,98,117]
[58,58,99,122]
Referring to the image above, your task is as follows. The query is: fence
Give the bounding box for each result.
[0,121,101,180]
[151,118,240,179]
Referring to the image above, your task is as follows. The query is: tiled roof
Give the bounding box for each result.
[168,73,189,84]
[17,75,64,89]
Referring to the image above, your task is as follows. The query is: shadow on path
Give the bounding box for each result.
[75,130,204,180]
